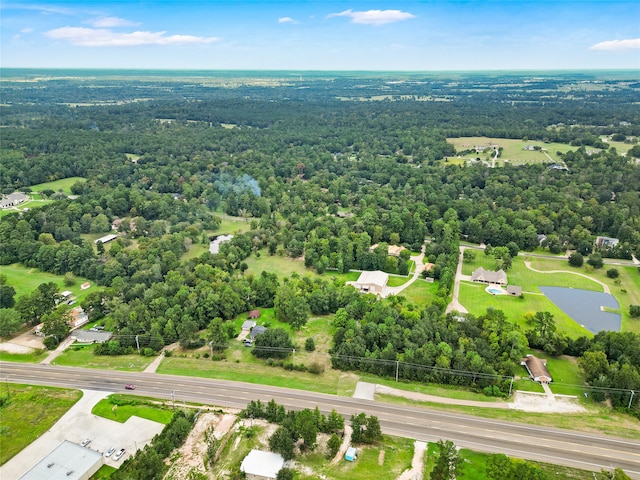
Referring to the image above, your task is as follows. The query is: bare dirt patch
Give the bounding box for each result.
[164,412,238,479]
[508,391,586,413]
[0,342,35,354]
[398,440,427,480]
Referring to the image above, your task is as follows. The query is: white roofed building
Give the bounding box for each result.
[19,440,103,480]
[240,450,284,480]
[348,270,389,295]
[94,234,118,244]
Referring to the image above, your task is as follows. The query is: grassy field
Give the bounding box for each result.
[396,279,439,308]
[0,263,97,302]
[524,257,640,334]
[0,350,47,363]
[92,394,174,424]
[53,344,154,371]
[446,136,575,165]
[0,384,82,465]
[28,177,86,195]
[302,435,414,480]
[458,254,637,337]
[432,446,595,480]
[90,464,117,479]
[458,281,589,338]
[243,250,316,279]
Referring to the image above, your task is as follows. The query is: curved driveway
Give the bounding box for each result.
[2,362,639,477]
[524,261,611,294]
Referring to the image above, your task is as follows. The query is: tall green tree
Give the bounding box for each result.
[0,308,22,337]
[430,440,461,480]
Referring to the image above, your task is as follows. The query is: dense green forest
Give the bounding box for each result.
[1,70,639,409]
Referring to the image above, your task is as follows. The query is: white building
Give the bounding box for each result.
[240,450,284,480]
[94,234,118,244]
[349,270,389,295]
[19,440,103,480]
[209,234,234,254]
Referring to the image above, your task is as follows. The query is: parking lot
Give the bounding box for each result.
[0,389,165,479]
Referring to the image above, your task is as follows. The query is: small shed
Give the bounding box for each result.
[345,446,357,462]
[248,310,261,319]
[507,285,522,296]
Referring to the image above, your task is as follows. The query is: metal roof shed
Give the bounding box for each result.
[345,446,357,461]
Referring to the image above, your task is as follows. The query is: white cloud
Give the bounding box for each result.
[278,17,298,24]
[20,27,34,33]
[590,38,640,51]
[86,16,140,28]
[328,9,415,26]
[45,27,219,47]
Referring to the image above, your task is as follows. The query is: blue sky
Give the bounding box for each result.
[1,1,639,70]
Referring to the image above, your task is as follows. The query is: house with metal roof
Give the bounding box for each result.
[521,354,553,383]
[349,270,389,295]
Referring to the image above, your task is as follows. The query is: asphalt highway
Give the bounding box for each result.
[2,362,639,478]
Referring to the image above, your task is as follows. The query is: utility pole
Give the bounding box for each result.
[171,390,175,409]
[395,361,399,382]
[629,390,635,410]
[508,377,514,397]
[135,335,140,354]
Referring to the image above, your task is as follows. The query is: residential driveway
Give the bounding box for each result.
[0,389,164,479]
[446,245,469,314]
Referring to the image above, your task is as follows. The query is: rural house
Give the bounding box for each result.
[470,267,508,285]
[0,192,28,209]
[521,354,553,383]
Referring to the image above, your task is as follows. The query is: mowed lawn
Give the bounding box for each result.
[243,250,313,279]
[53,344,154,371]
[28,177,86,195]
[0,384,82,465]
[459,255,604,338]
[158,313,359,396]
[460,252,640,335]
[0,263,96,301]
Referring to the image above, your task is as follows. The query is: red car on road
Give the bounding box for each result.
[125,384,136,390]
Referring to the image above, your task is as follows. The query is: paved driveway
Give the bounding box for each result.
[0,389,164,479]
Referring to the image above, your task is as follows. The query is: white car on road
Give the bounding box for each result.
[113,448,126,461]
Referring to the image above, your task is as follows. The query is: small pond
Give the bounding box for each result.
[539,287,620,333]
